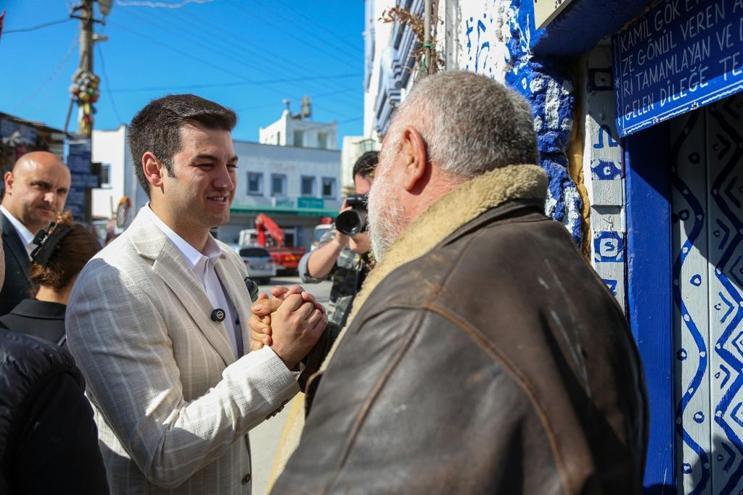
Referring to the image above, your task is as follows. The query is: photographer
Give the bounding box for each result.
[297,151,377,332]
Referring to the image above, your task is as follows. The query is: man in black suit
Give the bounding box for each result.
[0,152,70,315]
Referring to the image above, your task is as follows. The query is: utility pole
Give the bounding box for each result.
[67,0,108,137]
[416,0,436,81]
[80,0,93,86]
[65,0,111,223]
[424,0,432,75]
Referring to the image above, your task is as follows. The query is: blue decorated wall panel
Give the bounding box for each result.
[672,93,743,494]
[585,44,627,310]
[457,0,583,246]
[671,109,711,493]
[707,94,743,494]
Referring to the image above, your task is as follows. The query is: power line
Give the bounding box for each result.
[107,19,256,82]
[113,0,361,94]
[3,17,74,34]
[227,0,360,69]
[16,35,78,111]
[96,43,125,125]
[233,87,359,112]
[108,13,354,109]
[105,6,363,125]
[163,5,362,103]
[255,0,363,61]
[109,73,360,93]
[116,0,215,8]
[116,6,363,107]
[336,116,363,124]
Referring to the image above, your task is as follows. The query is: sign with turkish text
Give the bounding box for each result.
[613,0,743,136]
[65,138,92,220]
[273,197,294,208]
[297,197,324,210]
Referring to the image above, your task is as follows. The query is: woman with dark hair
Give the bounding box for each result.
[0,219,109,494]
[0,212,100,345]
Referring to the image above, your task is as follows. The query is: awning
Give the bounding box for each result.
[230,205,339,218]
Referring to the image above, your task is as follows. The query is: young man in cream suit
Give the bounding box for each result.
[66,94,326,494]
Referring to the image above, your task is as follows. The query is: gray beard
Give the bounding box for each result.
[367,181,405,261]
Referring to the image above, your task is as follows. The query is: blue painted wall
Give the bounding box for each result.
[625,124,676,491]
[508,0,677,489]
[505,0,583,244]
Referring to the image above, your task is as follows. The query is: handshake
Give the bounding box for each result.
[248,285,327,370]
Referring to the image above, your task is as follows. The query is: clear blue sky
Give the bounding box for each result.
[0,0,364,144]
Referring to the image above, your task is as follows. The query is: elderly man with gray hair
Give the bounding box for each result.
[268,71,648,494]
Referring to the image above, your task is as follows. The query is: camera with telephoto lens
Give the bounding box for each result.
[335,194,368,236]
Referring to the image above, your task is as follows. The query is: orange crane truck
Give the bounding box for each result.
[242,213,305,274]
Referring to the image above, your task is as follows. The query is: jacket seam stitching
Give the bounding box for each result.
[325,309,427,493]
[421,302,574,494]
[432,226,573,492]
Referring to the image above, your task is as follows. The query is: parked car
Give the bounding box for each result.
[312,223,333,249]
[238,246,277,284]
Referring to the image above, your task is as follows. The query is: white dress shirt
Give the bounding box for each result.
[0,205,36,256]
[142,205,241,356]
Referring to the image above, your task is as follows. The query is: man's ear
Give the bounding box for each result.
[3,171,14,194]
[142,152,165,191]
[399,126,429,192]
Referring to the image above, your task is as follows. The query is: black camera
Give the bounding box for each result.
[335,194,368,236]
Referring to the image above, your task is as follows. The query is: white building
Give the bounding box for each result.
[259,98,338,150]
[340,135,378,192]
[222,140,341,248]
[91,126,341,249]
[364,0,423,140]
[91,126,146,227]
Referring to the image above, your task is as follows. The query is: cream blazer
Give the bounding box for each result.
[67,209,298,494]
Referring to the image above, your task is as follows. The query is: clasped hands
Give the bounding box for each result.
[249,285,327,370]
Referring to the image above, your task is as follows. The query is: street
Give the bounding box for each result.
[249,275,331,495]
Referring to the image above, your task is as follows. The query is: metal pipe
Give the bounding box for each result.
[424,0,432,75]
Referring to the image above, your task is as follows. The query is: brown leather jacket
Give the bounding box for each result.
[274,199,648,495]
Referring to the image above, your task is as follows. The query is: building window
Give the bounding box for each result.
[317,132,328,149]
[276,131,281,145]
[301,176,315,196]
[321,177,336,199]
[293,130,304,147]
[247,172,263,196]
[271,173,287,197]
[100,163,111,188]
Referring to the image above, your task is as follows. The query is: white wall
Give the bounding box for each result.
[258,110,288,146]
[233,140,341,210]
[364,0,397,139]
[454,0,511,81]
[259,108,337,150]
[91,126,146,223]
[340,135,379,192]
[225,140,342,248]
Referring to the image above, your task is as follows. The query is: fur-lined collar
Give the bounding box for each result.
[320,163,547,370]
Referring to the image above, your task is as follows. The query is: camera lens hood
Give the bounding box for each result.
[335,209,367,236]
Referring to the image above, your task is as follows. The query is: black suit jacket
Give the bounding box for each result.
[0,299,67,346]
[0,211,32,316]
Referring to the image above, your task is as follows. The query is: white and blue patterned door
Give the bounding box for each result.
[673,94,743,494]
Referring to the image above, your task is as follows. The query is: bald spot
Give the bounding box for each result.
[12,151,69,176]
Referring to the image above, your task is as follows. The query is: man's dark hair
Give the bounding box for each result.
[352,151,378,178]
[129,94,237,195]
